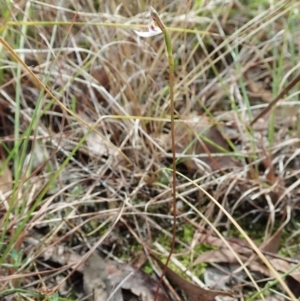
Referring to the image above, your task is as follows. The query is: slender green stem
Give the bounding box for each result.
[150,7,176,301]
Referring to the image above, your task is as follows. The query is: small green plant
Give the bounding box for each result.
[1,248,24,268]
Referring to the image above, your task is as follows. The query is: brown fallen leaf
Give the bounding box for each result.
[151,254,233,301]
[260,230,282,254]
[246,71,273,103]
[286,276,300,298]
[244,257,300,284]
[91,67,110,91]
[26,236,169,301]
[193,249,249,267]
[83,252,123,301]
[193,248,274,281]
[83,252,109,301]
[196,232,253,253]
[106,260,170,301]
[174,113,241,171]
[195,230,282,258]
[78,112,131,167]
[268,258,300,283]
[192,247,300,284]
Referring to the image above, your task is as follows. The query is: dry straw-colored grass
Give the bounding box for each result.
[0,0,300,300]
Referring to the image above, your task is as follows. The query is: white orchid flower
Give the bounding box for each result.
[134,21,163,37]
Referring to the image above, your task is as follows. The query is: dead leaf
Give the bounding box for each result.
[268,257,300,283]
[83,252,109,301]
[261,230,282,254]
[204,264,245,297]
[91,67,110,90]
[243,257,300,284]
[286,276,300,298]
[26,236,169,301]
[192,248,274,282]
[192,249,278,292]
[246,72,273,103]
[83,252,122,301]
[174,113,241,171]
[21,142,58,195]
[106,260,170,301]
[193,249,249,267]
[22,141,50,174]
[196,232,253,255]
[86,131,115,157]
[78,112,127,166]
[192,246,300,285]
[151,254,233,301]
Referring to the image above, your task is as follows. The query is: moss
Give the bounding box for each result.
[181,223,194,243]
[154,222,217,279]
[143,261,154,274]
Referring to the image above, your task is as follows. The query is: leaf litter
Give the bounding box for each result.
[192,234,300,290]
[23,235,170,301]
[79,112,125,166]
[1,1,300,300]
[22,234,239,301]
[158,112,242,172]
[83,252,123,301]
[151,253,233,301]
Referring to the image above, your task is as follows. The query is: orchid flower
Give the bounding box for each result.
[134,21,162,37]
[134,7,165,37]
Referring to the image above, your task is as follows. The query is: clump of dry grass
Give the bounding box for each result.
[0,0,300,300]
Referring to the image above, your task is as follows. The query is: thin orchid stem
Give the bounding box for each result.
[150,7,176,301]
